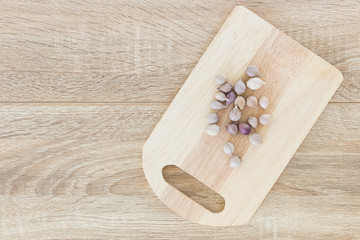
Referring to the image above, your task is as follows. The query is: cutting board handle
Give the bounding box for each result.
[142,157,235,226]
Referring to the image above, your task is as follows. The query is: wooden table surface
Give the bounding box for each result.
[0,1,359,239]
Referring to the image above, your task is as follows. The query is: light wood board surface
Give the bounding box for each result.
[0,0,359,239]
[143,6,343,226]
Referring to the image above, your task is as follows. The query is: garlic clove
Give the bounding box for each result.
[226,91,236,106]
[246,96,258,108]
[215,73,226,84]
[259,114,271,125]
[226,123,238,135]
[248,116,258,128]
[218,83,233,93]
[247,77,265,90]
[205,113,218,124]
[215,92,227,102]
[238,123,251,135]
[205,124,220,136]
[229,106,241,121]
[259,96,269,110]
[211,100,226,110]
[230,156,242,168]
[246,65,260,77]
[234,96,246,110]
[249,134,262,145]
[234,79,246,94]
[223,142,234,156]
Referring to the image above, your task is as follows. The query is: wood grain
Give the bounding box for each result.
[0,103,359,238]
[0,0,359,238]
[0,0,359,103]
[0,103,358,152]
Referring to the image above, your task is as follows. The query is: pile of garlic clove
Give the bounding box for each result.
[205,65,272,168]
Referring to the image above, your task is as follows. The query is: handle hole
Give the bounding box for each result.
[162,165,225,213]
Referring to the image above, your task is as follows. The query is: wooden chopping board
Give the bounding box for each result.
[142,6,343,226]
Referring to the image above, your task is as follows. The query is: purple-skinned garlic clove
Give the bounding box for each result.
[218,83,233,93]
[223,142,235,156]
[215,92,227,102]
[246,96,258,108]
[229,106,241,121]
[248,116,258,128]
[238,123,251,135]
[246,65,260,77]
[215,73,226,84]
[249,133,262,145]
[211,100,226,110]
[226,91,236,106]
[259,114,271,125]
[226,123,238,135]
[234,96,246,110]
[230,156,242,168]
[234,79,246,94]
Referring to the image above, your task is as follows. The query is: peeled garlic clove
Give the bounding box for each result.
[234,79,246,94]
[215,92,227,102]
[226,91,236,106]
[205,124,220,136]
[246,96,258,108]
[218,83,233,93]
[205,113,218,124]
[238,123,251,135]
[215,73,226,84]
[226,123,238,135]
[259,114,271,125]
[211,100,226,110]
[248,116,258,128]
[259,96,269,110]
[234,96,246,110]
[246,65,260,77]
[230,156,242,168]
[247,77,265,90]
[249,134,262,146]
[229,106,241,121]
[223,142,234,156]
